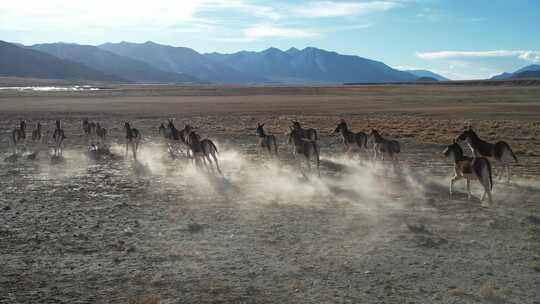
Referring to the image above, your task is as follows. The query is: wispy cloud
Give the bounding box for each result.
[197,0,281,21]
[0,0,279,32]
[417,50,540,62]
[243,24,320,41]
[293,1,399,18]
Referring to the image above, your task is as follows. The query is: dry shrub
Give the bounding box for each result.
[530,261,540,272]
[288,279,305,292]
[479,281,498,300]
[128,295,160,304]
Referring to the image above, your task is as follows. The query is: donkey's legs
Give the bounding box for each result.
[135,140,140,156]
[203,154,213,172]
[316,152,320,177]
[479,173,494,205]
[210,152,222,174]
[449,175,462,198]
[466,179,471,200]
[131,142,137,160]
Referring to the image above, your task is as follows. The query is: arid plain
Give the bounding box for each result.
[1,84,539,303]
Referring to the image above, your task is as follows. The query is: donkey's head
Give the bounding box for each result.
[334,119,348,133]
[443,140,464,161]
[167,119,175,129]
[456,126,478,142]
[287,127,301,144]
[369,129,380,137]
[256,123,265,137]
[291,120,301,130]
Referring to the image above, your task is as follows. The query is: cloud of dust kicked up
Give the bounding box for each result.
[130,141,437,218]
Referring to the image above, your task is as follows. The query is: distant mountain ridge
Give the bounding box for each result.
[99,41,264,83]
[30,43,199,83]
[2,39,450,84]
[0,41,123,82]
[205,46,418,83]
[490,64,540,80]
[511,70,540,79]
[405,69,449,81]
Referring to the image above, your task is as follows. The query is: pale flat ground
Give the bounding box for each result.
[0,85,539,303]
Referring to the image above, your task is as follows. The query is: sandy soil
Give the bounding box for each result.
[1,85,539,303]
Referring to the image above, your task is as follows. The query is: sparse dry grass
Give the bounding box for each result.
[530,261,540,272]
[128,295,160,304]
[479,281,501,301]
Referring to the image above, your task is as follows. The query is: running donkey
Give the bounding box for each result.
[456,126,517,182]
[443,140,493,204]
[256,123,278,157]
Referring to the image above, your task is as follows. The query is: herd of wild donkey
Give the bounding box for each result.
[7,118,518,204]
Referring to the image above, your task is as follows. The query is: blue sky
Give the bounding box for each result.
[1,0,539,79]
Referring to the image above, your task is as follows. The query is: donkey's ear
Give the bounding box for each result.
[452,138,456,144]
[261,123,264,127]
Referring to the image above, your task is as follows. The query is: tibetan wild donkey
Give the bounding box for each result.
[124,122,141,160]
[456,127,517,182]
[11,120,27,153]
[256,123,278,157]
[160,119,191,158]
[443,141,493,204]
[52,120,66,157]
[288,127,320,176]
[291,120,318,141]
[96,123,107,143]
[333,119,368,154]
[31,122,42,142]
[185,128,221,173]
[369,129,400,161]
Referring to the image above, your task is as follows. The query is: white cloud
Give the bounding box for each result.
[293,1,399,18]
[0,0,279,32]
[243,25,320,40]
[416,50,540,62]
[518,51,540,62]
[198,0,280,20]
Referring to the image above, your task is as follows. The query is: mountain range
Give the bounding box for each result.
[30,43,199,83]
[404,69,449,81]
[204,47,417,83]
[99,42,262,83]
[1,40,458,84]
[490,64,540,80]
[0,41,122,82]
